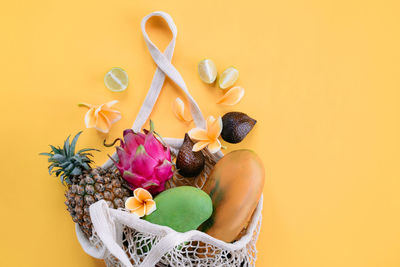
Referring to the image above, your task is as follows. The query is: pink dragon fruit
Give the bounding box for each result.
[114,127,173,195]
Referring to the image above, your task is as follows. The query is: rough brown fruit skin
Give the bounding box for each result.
[201,149,264,242]
[221,112,256,144]
[176,134,205,177]
[65,167,130,238]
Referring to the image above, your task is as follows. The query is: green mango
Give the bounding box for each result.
[144,186,213,232]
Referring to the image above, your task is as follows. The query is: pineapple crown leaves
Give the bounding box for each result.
[40,132,100,185]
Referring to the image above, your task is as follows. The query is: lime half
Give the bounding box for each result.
[104,67,129,92]
[198,59,217,84]
[218,67,239,89]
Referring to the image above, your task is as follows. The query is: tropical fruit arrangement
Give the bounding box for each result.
[41,55,265,264]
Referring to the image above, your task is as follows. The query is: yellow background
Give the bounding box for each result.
[1,0,400,266]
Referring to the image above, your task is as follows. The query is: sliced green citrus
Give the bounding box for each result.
[104,67,129,92]
[198,59,217,84]
[218,67,239,89]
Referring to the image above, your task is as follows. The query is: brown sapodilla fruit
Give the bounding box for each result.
[176,134,205,177]
[221,112,257,144]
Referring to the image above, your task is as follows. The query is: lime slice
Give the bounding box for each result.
[218,67,239,89]
[198,59,217,84]
[104,67,129,92]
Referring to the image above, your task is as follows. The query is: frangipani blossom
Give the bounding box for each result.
[78,100,121,133]
[172,97,192,122]
[125,188,156,217]
[188,115,223,153]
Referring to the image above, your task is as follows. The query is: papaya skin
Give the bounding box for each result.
[201,149,265,243]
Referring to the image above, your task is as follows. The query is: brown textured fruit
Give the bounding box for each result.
[65,167,130,238]
[176,134,205,177]
[221,112,256,144]
[41,132,131,239]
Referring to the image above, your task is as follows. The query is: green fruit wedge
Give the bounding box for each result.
[218,66,239,89]
[198,59,217,84]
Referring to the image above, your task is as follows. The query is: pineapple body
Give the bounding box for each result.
[41,132,133,238]
[66,167,130,238]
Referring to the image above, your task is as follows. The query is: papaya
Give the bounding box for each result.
[144,186,213,233]
[200,149,264,242]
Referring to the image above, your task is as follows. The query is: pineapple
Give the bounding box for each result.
[41,132,130,238]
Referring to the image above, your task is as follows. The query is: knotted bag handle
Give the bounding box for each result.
[103,11,210,169]
[133,11,206,131]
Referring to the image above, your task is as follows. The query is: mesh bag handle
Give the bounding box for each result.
[103,11,213,169]
[132,11,206,131]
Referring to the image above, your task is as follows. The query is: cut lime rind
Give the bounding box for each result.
[218,66,239,89]
[198,59,217,84]
[104,67,129,92]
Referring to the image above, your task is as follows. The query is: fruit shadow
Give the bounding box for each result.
[91,258,107,267]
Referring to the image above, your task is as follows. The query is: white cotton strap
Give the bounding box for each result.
[90,200,133,267]
[103,11,209,169]
[139,231,195,267]
[75,224,106,259]
[132,11,206,131]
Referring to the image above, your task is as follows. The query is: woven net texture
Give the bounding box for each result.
[86,149,262,267]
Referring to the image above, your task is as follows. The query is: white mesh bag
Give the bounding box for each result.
[76,11,263,267]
